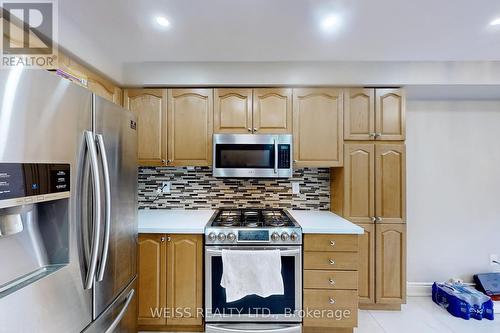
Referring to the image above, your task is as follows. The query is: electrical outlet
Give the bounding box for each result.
[162,181,171,194]
[491,254,499,267]
[292,182,300,194]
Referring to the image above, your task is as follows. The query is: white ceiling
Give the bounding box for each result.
[57,0,500,86]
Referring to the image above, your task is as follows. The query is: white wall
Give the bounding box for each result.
[407,100,500,284]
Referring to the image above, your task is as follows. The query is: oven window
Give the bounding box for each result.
[215,144,274,169]
[210,256,296,315]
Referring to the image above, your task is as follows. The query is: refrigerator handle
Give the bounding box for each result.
[96,134,111,282]
[84,131,102,290]
[104,289,135,333]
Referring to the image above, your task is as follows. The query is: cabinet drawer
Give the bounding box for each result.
[304,270,358,290]
[303,289,358,328]
[304,252,358,271]
[304,235,358,252]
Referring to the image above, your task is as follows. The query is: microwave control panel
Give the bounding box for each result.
[278,145,291,169]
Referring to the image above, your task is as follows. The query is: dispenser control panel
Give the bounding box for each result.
[0,163,70,201]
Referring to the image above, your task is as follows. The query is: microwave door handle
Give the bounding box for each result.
[274,138,278,174]
[84,131,101,290]
[96,134,111,282]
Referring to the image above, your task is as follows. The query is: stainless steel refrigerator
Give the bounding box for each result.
[0,67,138,333]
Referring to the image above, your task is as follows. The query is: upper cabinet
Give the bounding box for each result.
[214,88,292,134]
[168,89,213,166]
[124,89,167,166]
[344,88,405,141]
[293,88,343,167]
[253,88,292,134]
[214,88,252,133]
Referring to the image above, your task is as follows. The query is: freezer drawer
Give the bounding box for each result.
[84,276,137,333]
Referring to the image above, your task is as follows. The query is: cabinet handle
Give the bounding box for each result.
[167,236,171,242]
[329,298,336,304]
[293,160,297,163]
[374,132,381,138]
[330,240,336,247]
[161,159,166,164]
[329,278,335,285]
[371,216,376,223]
[329,259,335,265]
[167,159,172,164]
[161,237,165,242]
[253,128,258,132]
[247,128,252,132]
[376,216,382,223]
[369,132,376,139]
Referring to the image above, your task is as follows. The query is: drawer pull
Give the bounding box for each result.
[329,278,335,285]
[329,259,335,265]
[330,240,336,247]
[329,298,336,304]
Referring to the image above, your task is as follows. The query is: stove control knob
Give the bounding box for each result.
[227,233,236,242]
[281,232,289,241]
[208,232,217,242]
[218,233,226,242]
[271,232,280,242]
[290,232,298,241]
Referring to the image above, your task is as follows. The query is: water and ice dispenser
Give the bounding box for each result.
[0,163,70,297]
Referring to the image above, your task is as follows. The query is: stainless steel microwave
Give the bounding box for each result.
[213,134,293,178]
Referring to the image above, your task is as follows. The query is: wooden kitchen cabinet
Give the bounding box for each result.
[303,234,359,331]
[138,234,204,331]
[214,88,253,133]
[137,234,166,326]
[376,224,406,305]
[166,234,203,326]
[333,142,405,224]
[168,89,213,166]
[123,89,167,166]
[253,88,292,133]
[292,88,344,167]
[375,143,406,224]
[375,89,406,140]
[357,224,375,304]
[344,88,375,141]
[344,88,405,141]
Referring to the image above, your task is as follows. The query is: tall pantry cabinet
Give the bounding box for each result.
[332,88,407,310]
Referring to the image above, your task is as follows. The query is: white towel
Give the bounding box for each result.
[221,249,284,303]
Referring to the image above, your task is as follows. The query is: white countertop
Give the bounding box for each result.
[138,209,363,235]
[138,209,215,234]
[287,210,364,234]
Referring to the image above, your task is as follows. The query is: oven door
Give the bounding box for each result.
[205,246,302,323]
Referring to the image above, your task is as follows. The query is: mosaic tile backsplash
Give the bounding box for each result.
[138,167,330,210]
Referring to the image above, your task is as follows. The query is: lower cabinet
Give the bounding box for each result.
[357,223,406,310]
[137,234,203,331]
[303,234,359,332]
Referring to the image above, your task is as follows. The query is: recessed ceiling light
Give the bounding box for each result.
[321,15,340,31]
[155,16,170,28]
[490,17,500,26]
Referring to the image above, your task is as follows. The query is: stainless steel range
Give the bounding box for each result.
[205,209,302,333]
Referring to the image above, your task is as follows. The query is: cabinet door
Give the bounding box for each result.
[344,143,375,224]
[358,224,375,304]
[375,89,405,140]
[253,88,292,134]
[375,224,406,304]
[375,143,406,223]
[137,234,166,326]
[344,88,375,140]
[166,234,203,326]
[214,88,252,133]
[293,88,344,167]
[124,89,167,166]
[168,89,213,166]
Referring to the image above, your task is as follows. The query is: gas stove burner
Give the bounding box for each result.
[218,210,241,226]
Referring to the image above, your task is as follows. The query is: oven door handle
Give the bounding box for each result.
[274,138,278,174]
[206,248,301,256]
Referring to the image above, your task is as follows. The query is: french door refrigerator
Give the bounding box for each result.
[0,67,137,333]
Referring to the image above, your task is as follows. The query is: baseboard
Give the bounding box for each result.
[407,282,475,297]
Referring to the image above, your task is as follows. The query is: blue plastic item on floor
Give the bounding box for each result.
[432,282,494,320]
